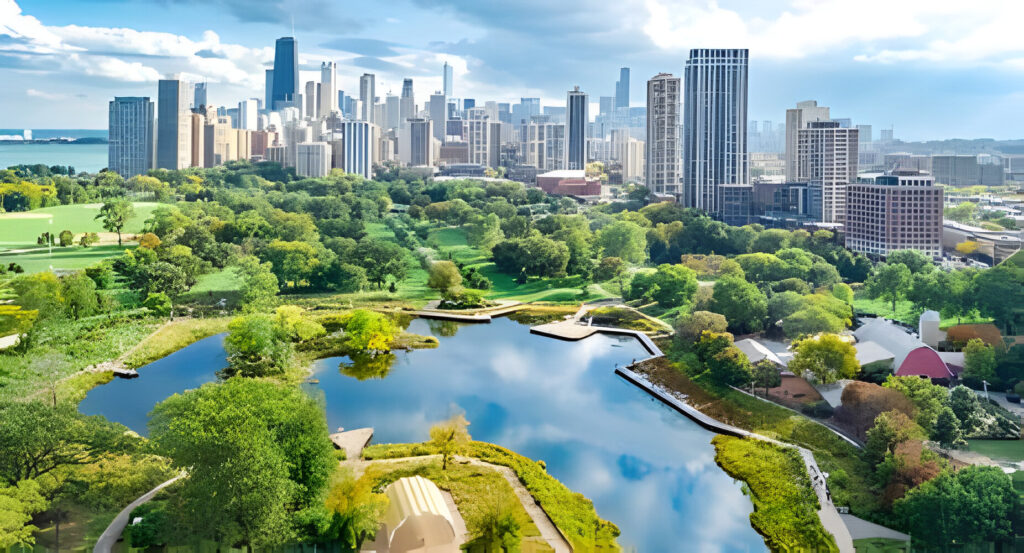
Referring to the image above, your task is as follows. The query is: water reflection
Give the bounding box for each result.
[340,352,397,381]
[308,318,768,553]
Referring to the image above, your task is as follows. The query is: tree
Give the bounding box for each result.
[674,311,728,350]
[350,238,409,289]
[706,346,753,387]
[596,220,647,264]
[831,282,854,305]
[427,260,463,297]
[647,263,698,307]
[57,229,74,247]
[465,213,504,253]
[709,276,767,334]
[143,292,172,317]
[887,250,934,274]
[932,407,965,450]
[895,466,1018,549]
[948,385,980,433]
[138,232,161,249]
[767,291,806,323]
[865,410,922,466]
[491,235,570,278]
[274,305,326,342]
[235,255,280,311]
[465,498,522,553]
[343,309,398,354]
[429,414,471,470]
[866,263,912,314]
[136,261,189,298]
[789,334,859,384]
[324,468,389,550]
[0,479,47,549]
[149,379,334,549]
[95,199,134,246]
[836,381,917,438]
[781,306,845,339]
[963,338,997,386]
[974,266,1024,332]
[594,256,627,295]
[60,271,99,319]
[955,240,980,256]
[883,375,948,435]
[263,240,320,288]
[79,232,99,247]
[752,359,781,395]
[222,314,293,377]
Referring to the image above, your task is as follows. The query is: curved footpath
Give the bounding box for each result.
[94,474,183,553]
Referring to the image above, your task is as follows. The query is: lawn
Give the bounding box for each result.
[0,202,159,251]
[966,439,1024,463]
[179,267,244,306]
[852,290,992,329]
[0,244,132,273]
[121,317,231,369]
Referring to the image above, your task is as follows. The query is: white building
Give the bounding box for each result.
[466,108,500,169]
[319,61,337,118]
[237,98,259,131]
[797,121,859,223]
[296,142,332,178]
[785,100,831,181]
[336,120,375,179]
[646,73,681,197]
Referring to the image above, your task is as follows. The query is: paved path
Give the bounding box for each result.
[530,321,663,357]
[350,455,572,553]
[616,366,855,553]
[330,427,374,460]
[94,475,183,553]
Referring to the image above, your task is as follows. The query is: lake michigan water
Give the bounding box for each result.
[0,129,108,173]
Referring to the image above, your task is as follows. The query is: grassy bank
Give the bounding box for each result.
[713,435,838,552]
[363,441,621,552]
[121,317,232,369]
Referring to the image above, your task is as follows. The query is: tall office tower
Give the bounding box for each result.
[466,108,500,168]
[359,74,376,123]
[599,96,615,116]
[784,101,831,180]
[565,86,589,170]
[797,121,858,223]
[296,142,332,177]
[400,78,415,123]
[338,91,348,117]
[271,37,299,110]
[193,82,208,109]
[498,103,511,124]
[157,77,193,170]
[238,99,259,131]
[189,112,205,167]
[846,171,942,259]
[399,118,433,166]
[443,61,453,97]
[338,120,375,178]
[319,61,338,117]
[304,81,318,119]
[856,124,873,144]
[203,117,235,168]
[645,73,682,197]
[428,92,447,143]
[384,94,401,130]
[615,67,630,108]
[108,96,154,178]
[682,49,749,212]
[264,69,274,110]
[523,121,565,171]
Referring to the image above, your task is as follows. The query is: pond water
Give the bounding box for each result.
[77,319,768,552]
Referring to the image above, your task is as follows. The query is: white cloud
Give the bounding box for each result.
[26,88,68,100]
[643,0,1024,68]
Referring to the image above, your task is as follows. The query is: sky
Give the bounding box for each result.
[2,0,1024,140]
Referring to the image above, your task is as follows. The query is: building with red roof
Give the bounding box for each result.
[895,346,961,383]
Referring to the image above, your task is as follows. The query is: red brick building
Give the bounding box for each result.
[535,170,601,196]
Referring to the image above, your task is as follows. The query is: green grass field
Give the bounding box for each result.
[852,290,992,329]
[0,202,159,250]
[966,439,1024,463]
[179,268,245,306]
[0,244,132,273]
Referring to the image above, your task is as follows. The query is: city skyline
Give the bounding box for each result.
[2,0,1024,140]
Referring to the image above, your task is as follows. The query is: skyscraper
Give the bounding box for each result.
[646,73,681,197]
[846,171,942,259]
[443,61,453,98]
[304,81,318,120]
[400,78,415,123]
[271,37,299,110]
[615,67,630,108]
[682,48,749,212]
[193,82,207,109]
[157,77,193,170]
[359,73,376,124]
[565,86,588,171]
[399,118,433,166]
[797,121,858,223]
[785,100,831,180]
[385,94,401,130]
[320,61,338,117]
[466,108,499,168]
[265,69,274,111]
[108,96,154,178]
[428,92,447,143]
[238,99,259,131]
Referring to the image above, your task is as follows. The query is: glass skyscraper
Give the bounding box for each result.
[683,48,749,213]
[565,86,588,171]
[271,37,298,110]
[108,96,154,178]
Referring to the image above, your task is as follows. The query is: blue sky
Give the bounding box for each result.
[2,0,1023,140]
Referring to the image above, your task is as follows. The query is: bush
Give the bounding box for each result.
[142,292,172,317]
[801,400,835,419]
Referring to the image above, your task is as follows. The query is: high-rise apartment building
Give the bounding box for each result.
[797,121,858,223]
[399,118,433,167]
[785,100,831,180]
[108,96,154,178]
[524,121,565,171]
[193,82,207,109]
[466,108,500,169]
[443,61,454,98]
[156,77,193,170]
[615,67,630,108]
[400,78,415,124]
[428,92,447,143]
[337,120,375,179]
[359,74,376,124]
[296,142,332,178]
[845,171,943,259]
[645,73,681,197]
[238,99,259,131]
[320,61,337,117]
[270,37,299,110]
[385,94,401,131]
[565,86,589,170]
[683,49,749,212]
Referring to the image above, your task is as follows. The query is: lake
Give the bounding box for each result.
[0,143,107,173]
[79,318,768,552]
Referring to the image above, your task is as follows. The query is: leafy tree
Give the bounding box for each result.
[831,282,854,305]
[947,385,980,433]
[322,262,368,293]
[60,271,99,319]
[149,378,334,549]
[222,314,293,377]
[895,466,1018,548]
[465,499,522,553]
[974,266,1024,332]
[883,375,948,435]
[136,261,189,298]
[138,232,161,249]
[323,468,389,550]
[865,410,922,466]
[343,309,398,354]
[887,250,934,274]
[596,220,647,264]
[427,260,463,297]
[866,263,912,314]
[734,253,790,283]
[57,229,74,247]
[752,359,781,395]
[465,213,504,253]
[10,272,63,319]
[0,479,47,549]
[706,346,753,387]
[963,338,997,386]
[594,256,627,295]
[143,292,172,317]
[836,381,917,439]
[78,232,99,247]
[274,305,326,342]
[782,306,845,339]
[429,414,471,470]
[932,407,965,450]
[491,235,570,278]
[646,264,697,307]
[235,255,280,310]
[750,228,790,253]
[789,334,859,384]
[709,276,767,334]
[674,311,728,351]
[95,199,134,246]
[350,238,409,289]
[263,240,321,288]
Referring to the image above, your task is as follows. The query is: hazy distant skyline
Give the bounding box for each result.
[2,0,1024,140]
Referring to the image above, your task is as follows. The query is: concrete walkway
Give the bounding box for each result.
[616,366,855,553]
[406,301,526,323]
[94,475,183,553]
[530,321,663,357]
[330,427,374,460]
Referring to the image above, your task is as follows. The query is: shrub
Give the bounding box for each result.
[801,401,835,419]
[142,292,172,317]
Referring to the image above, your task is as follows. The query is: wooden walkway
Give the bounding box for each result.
[407,301,526,323]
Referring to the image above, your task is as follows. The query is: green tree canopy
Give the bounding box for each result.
[96,199,134,246]
[789,334,859,384]
[709,276,767,335]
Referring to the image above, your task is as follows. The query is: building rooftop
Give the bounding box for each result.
[839,513,911,542]
[538,169,586,179]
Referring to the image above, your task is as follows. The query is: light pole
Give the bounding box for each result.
[983,380,990,402]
